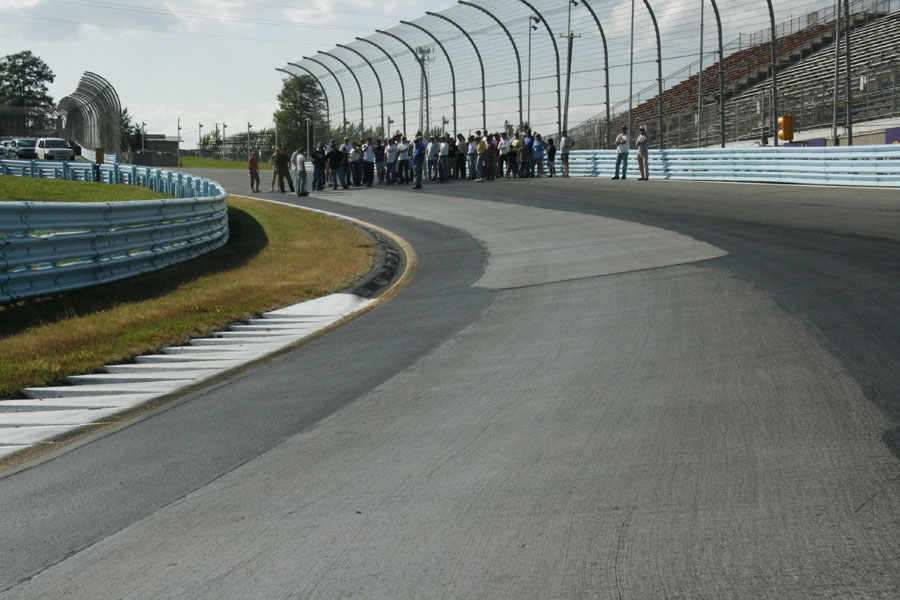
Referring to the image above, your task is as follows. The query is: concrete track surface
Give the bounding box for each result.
[1,175,898,598]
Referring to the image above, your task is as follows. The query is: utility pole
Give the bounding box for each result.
[247,122,252,158]
[698,0,704,147]
[416,46,434,133]
[306,119,311,152]
[198,123,203,158]
[561,1,580,134]
[527,16,539,126]
[222,122,227,160]
[141,122,146,153]
[832,0,840,145]
[177,117,181,163]
[629,0,636,135]
[843,0,853,145]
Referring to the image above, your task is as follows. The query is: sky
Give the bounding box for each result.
[0,0,846,148]
[0,0,457,148]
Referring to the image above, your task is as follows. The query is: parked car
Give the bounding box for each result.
[35,138,76,161]
[0,140,13,158]
[11,138,37,159]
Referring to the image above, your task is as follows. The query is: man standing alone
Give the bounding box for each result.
[559,131,574,177]
[613,125,629,180]
[636,126,650,180]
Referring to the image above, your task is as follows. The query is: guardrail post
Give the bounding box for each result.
[30,160,36,178]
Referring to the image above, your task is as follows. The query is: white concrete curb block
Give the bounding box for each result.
[0,293,372,459]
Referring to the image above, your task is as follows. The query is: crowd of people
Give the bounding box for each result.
[248,128,580,195]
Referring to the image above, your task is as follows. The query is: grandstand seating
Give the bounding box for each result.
[630,21,840,126]
[744,11,900,106]
[570,6,899,148]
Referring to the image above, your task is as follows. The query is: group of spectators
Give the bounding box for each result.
[249,128,578,196]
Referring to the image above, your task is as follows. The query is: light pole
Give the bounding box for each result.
[177,117,181,163]
[198,122,202,158]
[222,122,227,160]
[247,122,252,158]
[698,0,705,147]
[562,1,581,134]
[527,15,539,127]
[141,121,146,153]
[306,119,311,151]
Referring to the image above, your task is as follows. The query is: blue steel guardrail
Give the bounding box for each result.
[1,159,96,181]
[560,145,900,187]
[0,159,228,304]
[78,145,121,164]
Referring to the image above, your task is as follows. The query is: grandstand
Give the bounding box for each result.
[570,2,900,149]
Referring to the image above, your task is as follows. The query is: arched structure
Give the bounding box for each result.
[426,11,486,133]
[375,29,430,132]
[578,1,611,148]
[766,0,779,145]
[511,0,561,135]
[298,56,348,135]
[338,43,385,137]
[356,37,407,135]
[400,19,457,134]
[277,66,331,135]
[57,72,122,152]
[642,0,664,149]
[457,1,523,129]
[318,50,365,133]
[709,0,726,148]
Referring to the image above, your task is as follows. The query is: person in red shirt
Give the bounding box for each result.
[248,151,260,193]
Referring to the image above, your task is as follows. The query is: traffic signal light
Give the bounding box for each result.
[778,115,794,142]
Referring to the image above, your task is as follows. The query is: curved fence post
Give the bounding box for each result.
[356,37,408,136]
[319,50,366,134]
[427,11,487,133]
[400,19,457,135]
[338,43,386,137]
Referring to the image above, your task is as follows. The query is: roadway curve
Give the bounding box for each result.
[1,175,898,598]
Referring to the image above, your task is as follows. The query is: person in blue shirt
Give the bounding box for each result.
[412,135,428,189]
[532,134,547,178]
[523,130,535,177]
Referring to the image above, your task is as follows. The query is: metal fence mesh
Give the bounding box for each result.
[280,0,900,148]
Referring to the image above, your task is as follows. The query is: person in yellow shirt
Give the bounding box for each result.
[475,135,487,182]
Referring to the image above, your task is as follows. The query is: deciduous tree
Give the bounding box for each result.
[0,51,55,107]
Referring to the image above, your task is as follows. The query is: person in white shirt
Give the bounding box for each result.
[559,131,574,177]
[426,137,439,181]
[635,126,650,180]
[362,138,376,187]
[385,139,399,185]
[613,125,629,180]
[497,133,511,178]
[396,137,410,184]
[292,146,308,196]
[438,135,450,183]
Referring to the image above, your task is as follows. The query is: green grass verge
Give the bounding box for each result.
[0,195,375,398]
[178,156,272,171]
[0,175,172,203]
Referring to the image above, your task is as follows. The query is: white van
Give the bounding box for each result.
[35,138,76,161]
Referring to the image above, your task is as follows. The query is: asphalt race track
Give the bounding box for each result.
[1,173,898,598]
